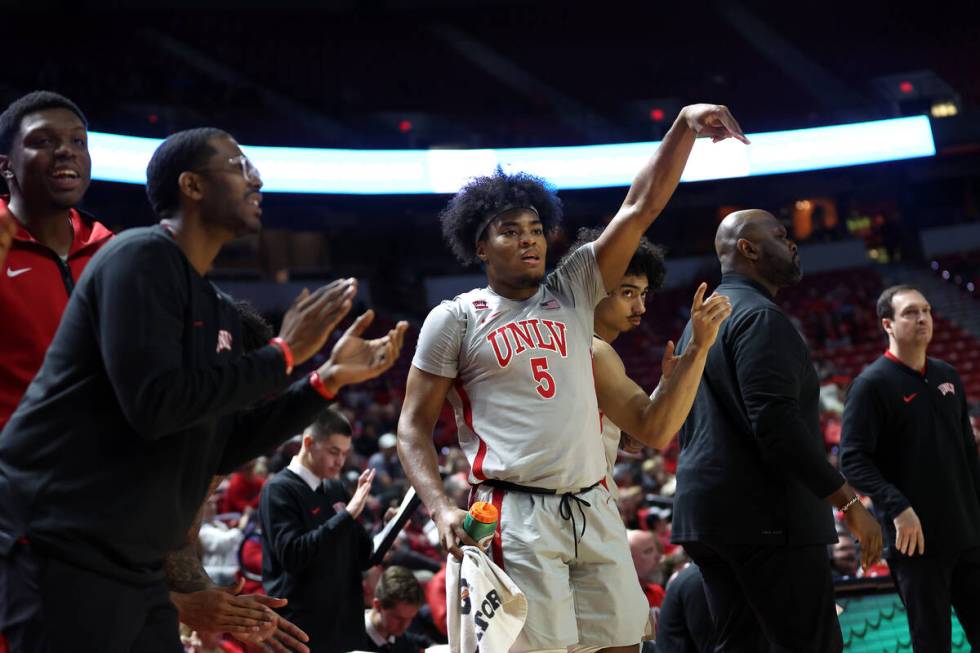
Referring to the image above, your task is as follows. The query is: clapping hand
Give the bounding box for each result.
[317,310,409,393]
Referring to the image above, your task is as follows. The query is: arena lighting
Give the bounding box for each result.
[86,115,935,195]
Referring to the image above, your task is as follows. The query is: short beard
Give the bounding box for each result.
[760,249,802,288]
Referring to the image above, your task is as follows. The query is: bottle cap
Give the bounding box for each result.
[468,501,498,524]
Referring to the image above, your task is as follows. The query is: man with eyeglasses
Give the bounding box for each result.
[0,126,409,652]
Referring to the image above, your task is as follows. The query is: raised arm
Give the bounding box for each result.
[596,284,731,449]
[594,105,747,291]
[396,365,477,558]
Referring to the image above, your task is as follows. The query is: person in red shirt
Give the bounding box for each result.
[0,91,113,431]
[629,529,666,608]
[223,461,267,515]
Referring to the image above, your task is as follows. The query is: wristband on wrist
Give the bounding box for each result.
[268,337,294,375]
[839,495,861,513]
[308,371,336,400]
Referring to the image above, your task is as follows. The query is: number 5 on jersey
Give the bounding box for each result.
[530,356,556,399]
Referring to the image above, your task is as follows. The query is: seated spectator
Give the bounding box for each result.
[221,459,267,515]
[829,534,860,580]
[361,566,432,653]
[198,494,247,587]
[655,562,715,653]
[369,432,407,500]
[629,529,665,608]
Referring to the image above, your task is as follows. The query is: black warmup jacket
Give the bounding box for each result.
[672,274,844,546]
[260,472,373,653]
[840,354,980,557]
[0,226,328,584]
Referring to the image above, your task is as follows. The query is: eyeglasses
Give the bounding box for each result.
[194,154,262,183]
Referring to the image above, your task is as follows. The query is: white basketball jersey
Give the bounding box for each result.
[413,243,606,491]
[600,413,622,500]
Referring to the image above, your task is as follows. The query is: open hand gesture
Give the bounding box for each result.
[279,279,357,365]
[690,283,732,350]
[318,310,409,392]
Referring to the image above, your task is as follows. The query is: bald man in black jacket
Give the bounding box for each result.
[671,210,882,652]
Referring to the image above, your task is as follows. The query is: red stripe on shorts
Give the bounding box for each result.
[454,379,487,481]
[490,487,506,570]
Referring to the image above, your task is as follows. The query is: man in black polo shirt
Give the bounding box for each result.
[671,209,882,652]
[0,127,408,652]
[260,407,375,653]
[840,285,980,652]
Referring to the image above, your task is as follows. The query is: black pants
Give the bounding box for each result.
[682,541,842,653]
[887,545,980,652]
[0,542,182,653]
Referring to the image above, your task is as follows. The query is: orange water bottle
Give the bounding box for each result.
[462,501,498,549]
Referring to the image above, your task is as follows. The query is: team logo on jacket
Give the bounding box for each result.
[473,299,489,311]
[938,382,955,396]
[216,330,233,353]
[540,298,560,310]
[487,319,567,367]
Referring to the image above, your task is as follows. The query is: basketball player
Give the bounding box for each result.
[562,228,731,498]
[398,104,747,652]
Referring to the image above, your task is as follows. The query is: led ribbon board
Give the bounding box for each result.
[89,115,935,194]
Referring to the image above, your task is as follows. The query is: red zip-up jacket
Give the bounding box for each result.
[0,196,113,430]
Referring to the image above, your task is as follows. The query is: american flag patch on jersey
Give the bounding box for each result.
[540,298,560,310]
[473,299,489,310]
[216,329,233,353]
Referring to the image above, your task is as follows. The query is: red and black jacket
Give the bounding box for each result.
[0,196,114,430]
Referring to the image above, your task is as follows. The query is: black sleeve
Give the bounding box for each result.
[839,376,911,520]
[93,236,288,441]
[356,514,375,571]
[731,309,844,499]
[956,373,980,508]
[260,480,363,574]
[217,380,330,474]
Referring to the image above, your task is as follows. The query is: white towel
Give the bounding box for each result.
[446,546,528,653]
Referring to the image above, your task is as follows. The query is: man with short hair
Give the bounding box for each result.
[260,408,377,653]
[362,565,430,653]
[671,209,883,651]
[0,126,407,652]
[841,285,980,651]
[0,91,113,431]
[562,227,731,498]
[399,104,748,653]
[0,92,306,651]
[628,530,665,609]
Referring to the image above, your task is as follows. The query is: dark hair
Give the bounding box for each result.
[0,91,88,155]
[439,167,562,266]
[309,407,352,440]
[876,284,923,320]
[145,127,231,218]
[234,300,274,352]
[562,226,667,290]
[375,566,424,608]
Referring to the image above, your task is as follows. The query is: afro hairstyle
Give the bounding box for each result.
[562,226,667,291]
[438,167,562,266]
[0,90,88,155]
[145,127,231,219]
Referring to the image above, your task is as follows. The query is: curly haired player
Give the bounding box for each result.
[398,104,747,653]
